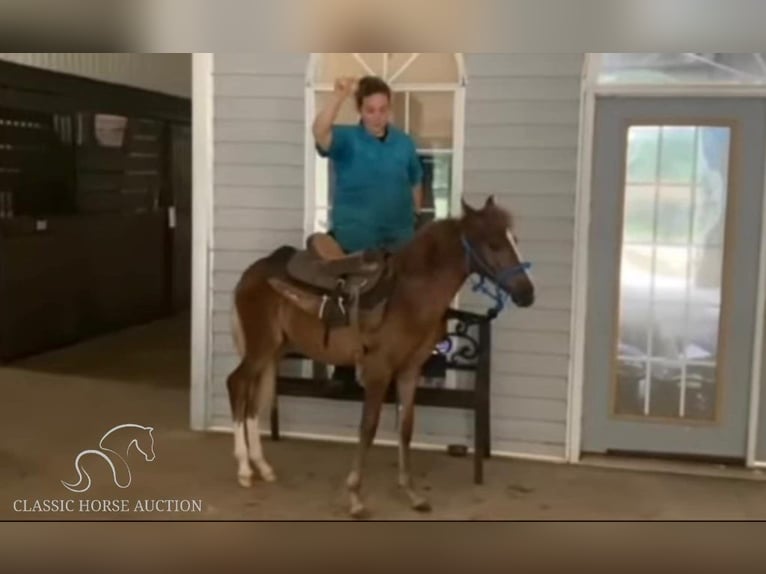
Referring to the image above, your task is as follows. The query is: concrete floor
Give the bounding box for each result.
[2,314,766,520]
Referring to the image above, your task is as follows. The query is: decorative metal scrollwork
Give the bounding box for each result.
[432,309,493,369]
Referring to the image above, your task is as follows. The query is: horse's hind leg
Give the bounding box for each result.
[245,361,277,482]
[227,358,278,487]
[227,362,255,488]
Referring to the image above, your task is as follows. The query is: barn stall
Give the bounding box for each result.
[0,54,192,362]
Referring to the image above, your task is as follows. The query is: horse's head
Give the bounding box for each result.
[459,196,535,308]
[131,426,156,462]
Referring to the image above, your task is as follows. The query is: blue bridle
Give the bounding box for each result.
[461,235,532,318]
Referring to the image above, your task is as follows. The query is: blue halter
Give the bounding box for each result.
[461,235,532,318]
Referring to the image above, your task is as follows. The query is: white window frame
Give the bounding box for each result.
[304,53,467,241]
[568,53,766,469]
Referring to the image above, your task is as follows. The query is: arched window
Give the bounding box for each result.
[594,53,766,86]
[304,53,466,238]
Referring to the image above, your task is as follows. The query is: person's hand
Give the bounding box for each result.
[333,77,358,98]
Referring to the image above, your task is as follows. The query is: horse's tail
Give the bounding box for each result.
[230,295,246,359]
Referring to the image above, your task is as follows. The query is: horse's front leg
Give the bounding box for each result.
[396,369,431,512]
[346,371,390,519]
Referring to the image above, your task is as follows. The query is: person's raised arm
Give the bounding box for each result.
[313,77,357,153]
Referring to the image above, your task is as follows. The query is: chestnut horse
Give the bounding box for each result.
[226,196,534,518]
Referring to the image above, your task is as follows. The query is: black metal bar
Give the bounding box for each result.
[479,318,492,459]
[474,380,484,485]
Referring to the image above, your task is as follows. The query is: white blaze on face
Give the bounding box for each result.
[507,229,533,285]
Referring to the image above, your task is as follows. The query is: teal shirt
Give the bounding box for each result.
[317,123,423,253]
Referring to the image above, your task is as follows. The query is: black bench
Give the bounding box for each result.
[269,308,493,484]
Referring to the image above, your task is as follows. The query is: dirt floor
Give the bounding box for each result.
[2,314,766,520]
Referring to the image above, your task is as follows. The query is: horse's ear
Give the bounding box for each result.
[461,197,477,216]
[485,195,496,208]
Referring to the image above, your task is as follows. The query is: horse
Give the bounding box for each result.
[61,423,156,493]
[226,196,534,518]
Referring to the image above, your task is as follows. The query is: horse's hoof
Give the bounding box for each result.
[412,498,432,513]
[238,475,253,488]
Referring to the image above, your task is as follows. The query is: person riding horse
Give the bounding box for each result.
[312,75,425,387]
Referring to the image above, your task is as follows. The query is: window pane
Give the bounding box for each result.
[615,125,731,422]
[620,245,653,292]
[315,53,381,83]
[626,126,659,183]
[619,294,650,357]
[408,92,453,148]
[623,185,655,244]
[684,365,717,421]
[389,53,459,84]
[419,153,452,219]
[599,53,766,85]
[653,246,690,300]
[615,358,648,417]
[314,208,330,233]
[691,246,723,302]
[315,92,358,125]
[392,92,407,131]
[656,185,692,245]
[694,127,730,246]
[650,303,685,361]
[648,362,682,418]
[659,127,696,184]
[685,305,720,362]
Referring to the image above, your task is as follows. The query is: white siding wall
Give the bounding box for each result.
[459,54,584,459]
[0,53,190,98]
[207,53,584,460]
[208,54,328,434]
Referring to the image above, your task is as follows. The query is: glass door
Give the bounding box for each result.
[582,97,766,460]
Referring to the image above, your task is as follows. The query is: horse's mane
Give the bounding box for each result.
[391,202,514,277]
[391,217,464,277]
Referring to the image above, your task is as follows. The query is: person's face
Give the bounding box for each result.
[359,93,390,137]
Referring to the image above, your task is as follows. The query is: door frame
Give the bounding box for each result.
[190,53,214,431]
[568,54,766,467]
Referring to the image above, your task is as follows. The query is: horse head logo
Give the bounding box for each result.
[61,424,156,493]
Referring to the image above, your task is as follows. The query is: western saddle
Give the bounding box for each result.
[268,233,395,344]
